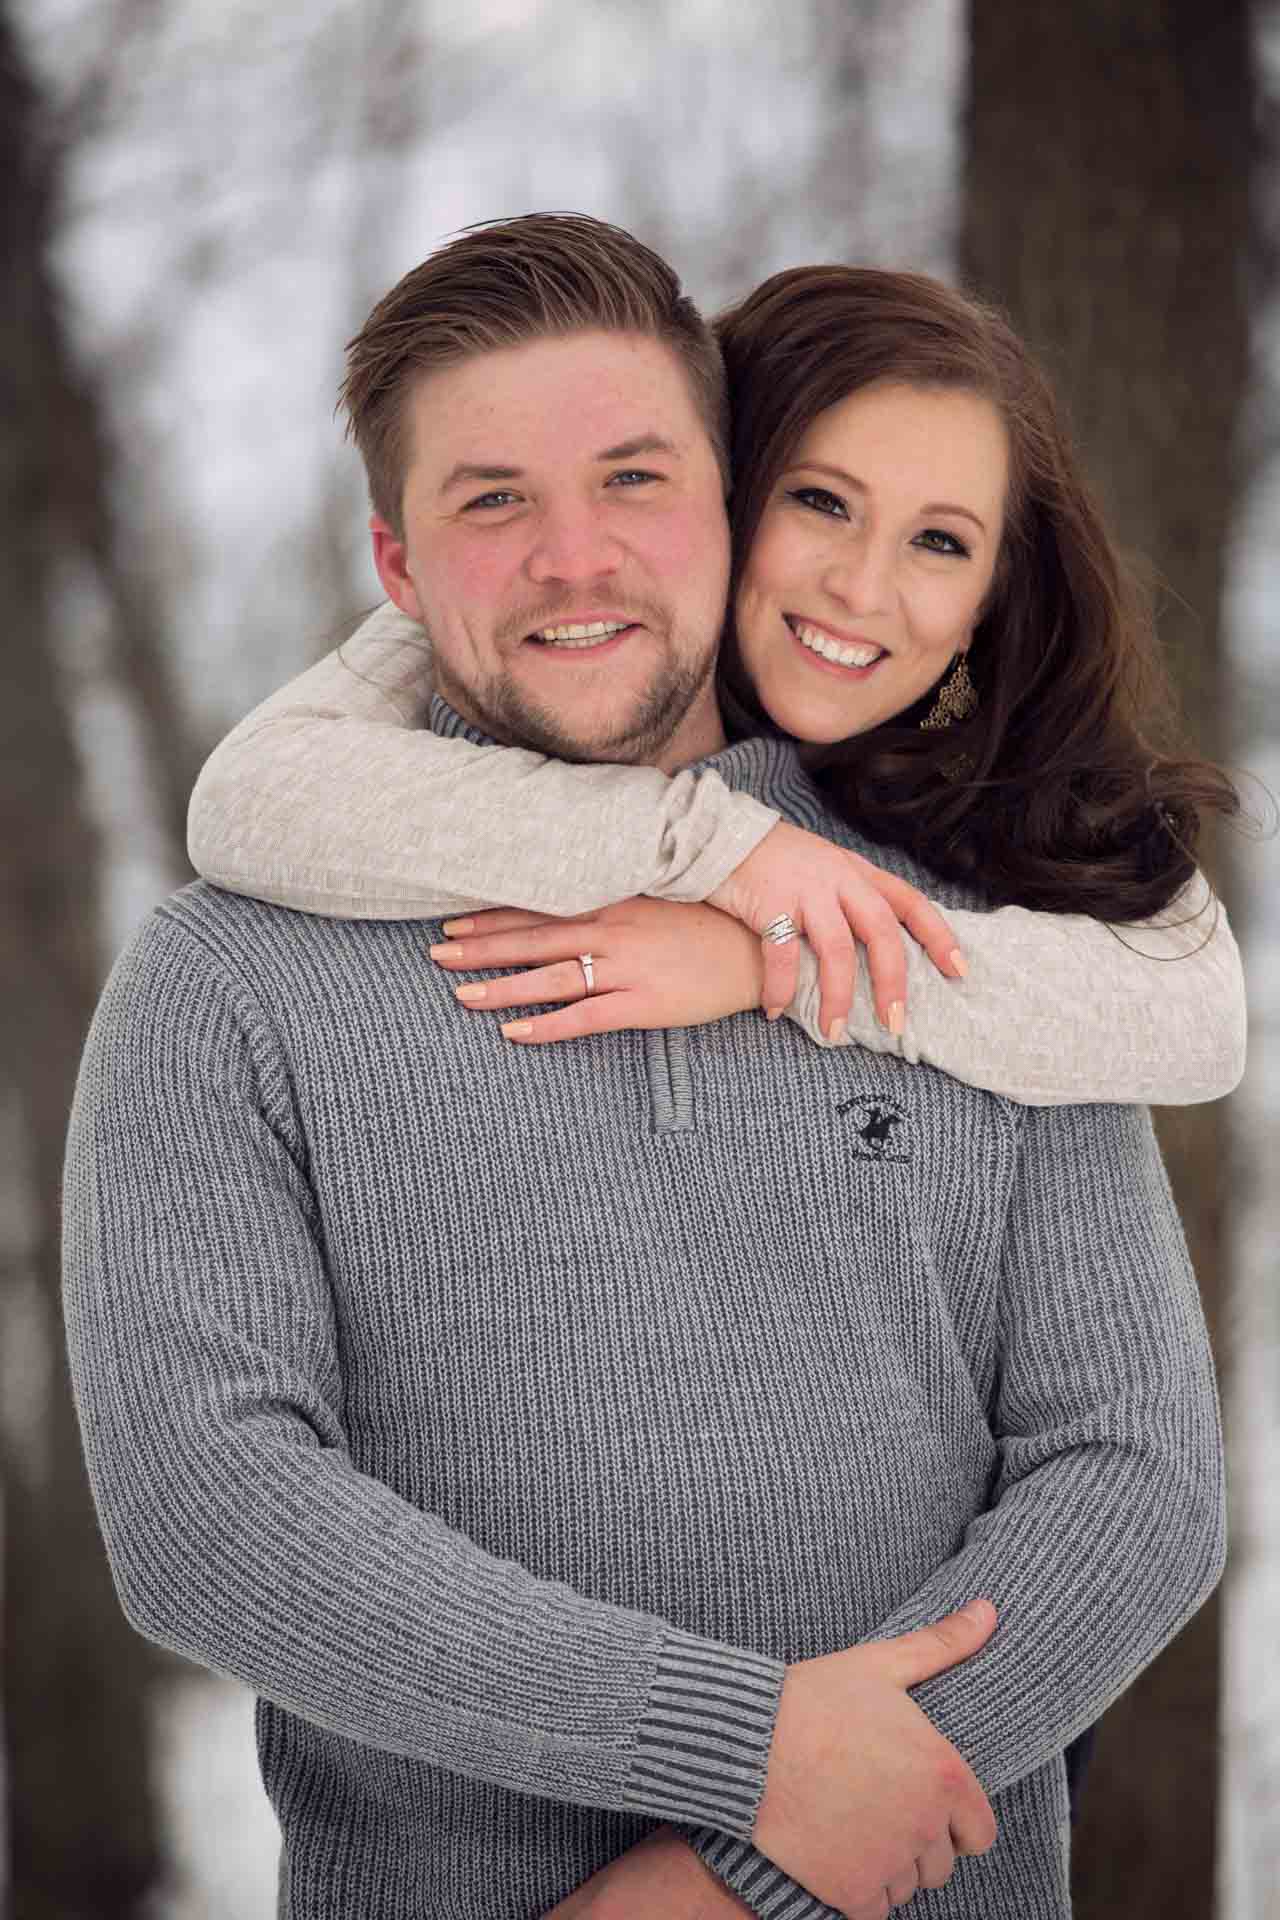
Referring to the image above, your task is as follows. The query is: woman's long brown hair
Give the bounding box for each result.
[713,267,1241,920]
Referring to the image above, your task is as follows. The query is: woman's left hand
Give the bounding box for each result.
[427,898,765,1044]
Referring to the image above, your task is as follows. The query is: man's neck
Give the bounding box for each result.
[439,681,729,776]
[650,692,727,774]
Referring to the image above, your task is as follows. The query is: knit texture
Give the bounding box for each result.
[66,713,1225,1919]
[186,600,1246,1105]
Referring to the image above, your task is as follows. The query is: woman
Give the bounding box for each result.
[180,262,1238,1918]
[188,269,1244,1106]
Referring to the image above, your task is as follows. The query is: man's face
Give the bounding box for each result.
[372,330,731,771]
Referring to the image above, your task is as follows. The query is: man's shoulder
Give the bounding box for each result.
[100,882,449,1038]
[773,783,991,915]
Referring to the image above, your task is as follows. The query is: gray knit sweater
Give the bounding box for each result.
[63,705,1225,1920]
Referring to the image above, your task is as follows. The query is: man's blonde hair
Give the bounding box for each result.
[340,212,729,537]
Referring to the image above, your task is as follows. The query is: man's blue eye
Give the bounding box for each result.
[915,528,969,557]
[788,487,848,518]
[464,491,519,510]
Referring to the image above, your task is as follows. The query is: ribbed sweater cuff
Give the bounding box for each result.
[687,1829,838,1919]
[621,1628,785,1838]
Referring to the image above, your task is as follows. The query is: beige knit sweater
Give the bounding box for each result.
[186,602,1246,1107]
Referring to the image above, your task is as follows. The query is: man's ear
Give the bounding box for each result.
[370,515,425,622]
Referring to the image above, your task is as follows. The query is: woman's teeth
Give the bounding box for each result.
[791,620,884,669]
[533,621,630,649]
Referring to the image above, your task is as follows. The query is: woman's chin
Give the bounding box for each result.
[759,684,872,748]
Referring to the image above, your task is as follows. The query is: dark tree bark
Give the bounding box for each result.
[962,4,1253,1914]
[0,9,168,1913]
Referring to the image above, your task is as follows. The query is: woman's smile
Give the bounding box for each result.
[784,614,888,674]
[736,381,1007,746]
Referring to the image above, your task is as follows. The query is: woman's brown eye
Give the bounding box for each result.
[916,528,968,557]
[789,487,847,519]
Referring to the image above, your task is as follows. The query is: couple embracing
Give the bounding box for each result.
[64,212,1243,1919]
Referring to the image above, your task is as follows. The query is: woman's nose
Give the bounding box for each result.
[822,537,893,617]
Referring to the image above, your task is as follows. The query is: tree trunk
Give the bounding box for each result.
[962,4,1252,1914]
[0,9,166,1912]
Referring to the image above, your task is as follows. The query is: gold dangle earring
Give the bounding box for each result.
[920,651,978,731]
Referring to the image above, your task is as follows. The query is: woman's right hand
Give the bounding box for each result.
[706,820,966,1040]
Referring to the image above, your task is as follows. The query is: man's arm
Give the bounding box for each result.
[684,1100,1225,1918]
[65,908,1003,1917]
[62,910,783,1833]
[66,907,1001,1917]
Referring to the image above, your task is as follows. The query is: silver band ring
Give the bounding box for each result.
[762,913,798,947]
[579,953,595,995]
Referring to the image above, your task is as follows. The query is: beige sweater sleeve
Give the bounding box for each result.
[187,603,781,920]
[791,872,1246,1106]
[188,603,1246,1107]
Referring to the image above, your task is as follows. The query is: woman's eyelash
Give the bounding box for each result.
[788,486,848,518]
[914,528,970,558]
[787,488,970,559]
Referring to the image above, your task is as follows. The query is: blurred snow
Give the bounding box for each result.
[143,1675,279,1919]
[14,0,1278,1912]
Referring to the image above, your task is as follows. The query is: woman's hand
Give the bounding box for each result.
[707,820,966,1039]
[429,897,764,1045]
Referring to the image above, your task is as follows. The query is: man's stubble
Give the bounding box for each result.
[432,598,724,768]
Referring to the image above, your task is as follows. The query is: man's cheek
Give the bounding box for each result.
[656,512,730,597]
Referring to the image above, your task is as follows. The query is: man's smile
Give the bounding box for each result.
[525,617,639,654]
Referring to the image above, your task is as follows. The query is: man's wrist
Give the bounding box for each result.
[620,1629,784,1837]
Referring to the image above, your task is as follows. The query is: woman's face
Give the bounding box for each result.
[735,381,1008,745]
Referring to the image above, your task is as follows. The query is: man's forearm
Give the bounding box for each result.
[542,1826,756,1918]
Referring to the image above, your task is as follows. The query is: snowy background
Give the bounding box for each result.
[12,1,1278,1914]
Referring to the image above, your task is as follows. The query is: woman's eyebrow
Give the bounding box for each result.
[786,460,987,534]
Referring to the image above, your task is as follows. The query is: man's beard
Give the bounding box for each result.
[434,604,721,766]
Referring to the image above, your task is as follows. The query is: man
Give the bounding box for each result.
[64,214,1220,1920]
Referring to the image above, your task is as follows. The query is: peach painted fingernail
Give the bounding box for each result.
[950,948,968,977]
[429,943,460,961]
[828,1017,846,1044]
[765,1006,783,1022]
[888,1001,905,1036]
[455,983,486,1002]
[501,1021,532,1038]
[443,918,474,935]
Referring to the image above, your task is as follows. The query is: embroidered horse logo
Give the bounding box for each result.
[835,1093,913,1164]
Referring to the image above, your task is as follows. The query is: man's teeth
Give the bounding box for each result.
[791,621,884,669]
[533,621,630,648]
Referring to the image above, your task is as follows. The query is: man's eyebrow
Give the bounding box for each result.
[787,461,988,534]
[438,437,679,497]
[439,463,524,496]
[596,434,679,461]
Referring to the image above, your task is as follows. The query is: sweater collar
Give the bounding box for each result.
[427,692,819,819]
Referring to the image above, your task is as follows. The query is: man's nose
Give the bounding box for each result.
[525,503,623,585]
[822,536,894,617]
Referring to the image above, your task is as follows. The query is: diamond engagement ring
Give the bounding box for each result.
[761,914,798,946]
[579,953,595,994]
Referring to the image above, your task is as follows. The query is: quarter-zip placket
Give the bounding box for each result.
[644,1028,697,1134]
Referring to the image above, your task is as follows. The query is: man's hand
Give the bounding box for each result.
[543,1824,754,1918]
[706,820,966,1040]
[755,1602,999,1920]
